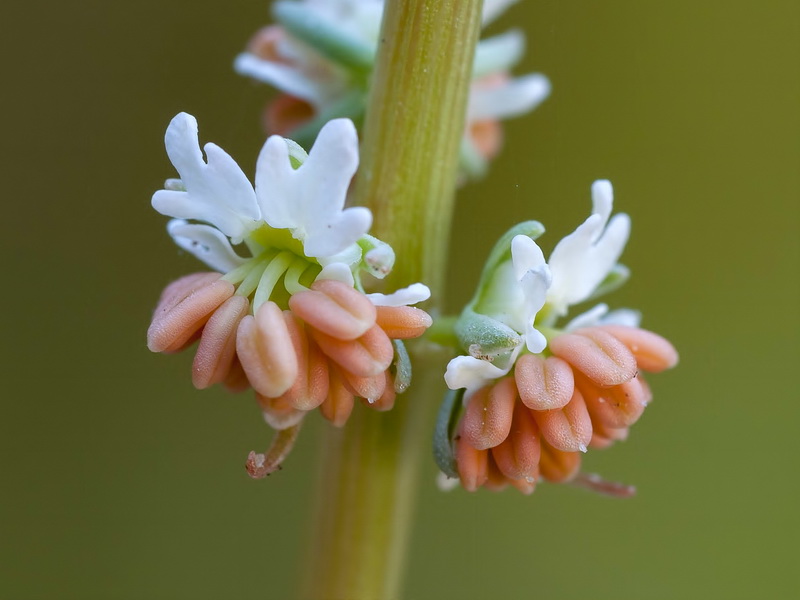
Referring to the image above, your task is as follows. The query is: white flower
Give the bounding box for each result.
[546,180,630,316]
[445,180,631,392]
[152,112,370,269]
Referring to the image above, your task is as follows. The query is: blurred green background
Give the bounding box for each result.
[2,0,798,598]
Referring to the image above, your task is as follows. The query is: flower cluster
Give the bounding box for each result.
[147,113,432,476]
[234,0,550,177]
[435,181,678,494]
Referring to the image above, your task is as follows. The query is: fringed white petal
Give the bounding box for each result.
[166,220,247,273]
[367,283,431,307]
[255,118,371,259]
[151,113,260,241]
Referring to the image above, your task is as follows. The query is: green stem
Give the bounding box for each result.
[301,1,483,598]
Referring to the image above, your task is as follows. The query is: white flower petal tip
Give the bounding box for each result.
[315,263,355,287]
[367,283,431,307]
[444,355,514,392]
[511,235,546,277]
[152,113,260,241]
[546,180,631,313]
[166,220,247,273]
[591,179,614,220]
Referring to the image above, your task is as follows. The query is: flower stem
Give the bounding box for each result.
[301,1,483,598]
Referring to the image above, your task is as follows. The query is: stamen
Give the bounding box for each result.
[281,312,330,411]
[234,252,274,298]
[461,377,517,450]
[538,441,581,483]
[491,402,541,481]
[283,256,314,294]
[237,302,299,398]
[374,306,433,339]
[570,472,636,498]
[455,422,489,492]
[597,325,679,373]
[532,387,593,453]
[310,324,394,378]
[290,279,377,341]
[550,329,637,387]
[515,354,574,411]
[320,368,355,427]
[253,250,295,312]
[192,295,249,389]
[147,275,234,353]
[245,422,302,480]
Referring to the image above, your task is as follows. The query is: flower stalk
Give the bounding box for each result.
[302,0,484,598]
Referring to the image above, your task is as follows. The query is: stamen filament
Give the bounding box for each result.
[283,256,313,294]
[253,250,295,311]
[222,254,267,285]
[234,252,275,298]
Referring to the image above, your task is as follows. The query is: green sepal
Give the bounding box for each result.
[391,340,412,394]
[454,311,521,357]
[272,1,375,73]
[587,263,630,301]
[452,221,544,352]
[433,388,465,479]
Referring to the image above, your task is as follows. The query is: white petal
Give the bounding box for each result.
[315,262,355,286]
[468,74,551,121]
[482,0,519,26]
[473,29,525,77]
[564,303,609,331]
[166,220,247,273]
[547,181,630,313]
[600,308,642,328]
[436,471,460,492]
[302,206,372,258]
[444,355,513,391]
[511,235,546,280]
[591,179,614,231]
[151,113,260,241]
[518,267,551,353]
[367,283,431,307]
[255,135,299,230]
[233,53,327,107]
[255,118,370,259]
